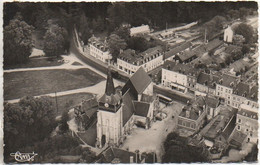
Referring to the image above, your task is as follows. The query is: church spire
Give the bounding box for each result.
[105,68,115,96]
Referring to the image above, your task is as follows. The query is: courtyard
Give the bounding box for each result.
[120,101,184,162]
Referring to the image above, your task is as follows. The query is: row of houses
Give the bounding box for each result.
[162,60,258,110]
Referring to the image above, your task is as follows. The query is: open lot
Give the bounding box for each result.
[4,68,105,100]
[121,102,184,162]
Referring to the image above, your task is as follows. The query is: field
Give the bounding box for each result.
[4,57,64,70]
[4,68,105,100]
[52,92,94,115]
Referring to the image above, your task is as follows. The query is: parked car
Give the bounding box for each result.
[155,112,167,121]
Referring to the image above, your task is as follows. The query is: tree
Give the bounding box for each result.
[60,110,69,133]
[107,34,127,60]
[242,44,250,55]
[43,24,69,56]
[4,96,57,160]
[92,16,106,33]
[162,132,209,163]
[113,26,130,40]
[234,23,254,43]
[4,13,34,66]
[227,9,240,20]
[127,37,149,52]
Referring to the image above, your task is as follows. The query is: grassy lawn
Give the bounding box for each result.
[52,92,94,116]
[4,68,105,100]
[4,57,64,70]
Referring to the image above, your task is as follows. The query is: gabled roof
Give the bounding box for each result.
[122,90,135,126]
[81,97,98,112]
[248,85,258,102]
[133,101,150,117]
[123,67,152,95]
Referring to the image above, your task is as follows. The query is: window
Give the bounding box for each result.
[238,125,240,130]
[238,119,241,123]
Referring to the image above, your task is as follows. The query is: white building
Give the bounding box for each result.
[236,104,258,143]
[117,46,164,75]
[224,26,234,43]
[88,36,112,63]
[215,74,237,105]
[130,25,150,36]
[161,60,198,93]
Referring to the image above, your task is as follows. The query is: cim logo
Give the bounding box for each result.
[10,151,38,162]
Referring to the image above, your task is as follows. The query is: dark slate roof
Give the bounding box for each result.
[163,60,199,76]
[233,82,250,97]
[118,46,162,65]
[205,39,223,51]
[179,96,205,120]
[164,42,192,59]
[205,96,219,108]
[133,101,150,117]
[237,106,258,120]
[248,85,258,102]
[97,147,144,163]
[123,67,152,95]
[218,74,237,88]
[122,90,135,126]
[221,115,236,140]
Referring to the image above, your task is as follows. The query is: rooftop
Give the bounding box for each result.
[238,105,258,120]
[217,73,237,88]
[163,60,199,76]
[197,72,220,89]
[133,101,150,117]
[130,25,150,35]
[118,46,163,65]
[164,42,192,59]
[88,36,109,52]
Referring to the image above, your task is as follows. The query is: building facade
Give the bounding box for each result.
[88,36,112,63]
[236,104,258,143]
[161,60,198,93]
[224,26,234,43]
[130,25,150,36]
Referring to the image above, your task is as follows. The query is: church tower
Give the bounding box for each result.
[96,69,123,148]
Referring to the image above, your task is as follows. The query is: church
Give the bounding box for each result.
[96,67,158,148]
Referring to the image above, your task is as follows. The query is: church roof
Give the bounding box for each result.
[122,90,135,126]
[129,67,152,94]
[133,101,150,117]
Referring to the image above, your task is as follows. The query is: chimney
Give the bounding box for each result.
[130,156,134,163]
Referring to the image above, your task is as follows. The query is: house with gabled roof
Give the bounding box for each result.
[96,67,156,148]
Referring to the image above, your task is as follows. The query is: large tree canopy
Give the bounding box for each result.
[43,24,69,56]
[4,13,34,66]
[234,23,254,43]
[4,96,57,160]
[107,34,127,60]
